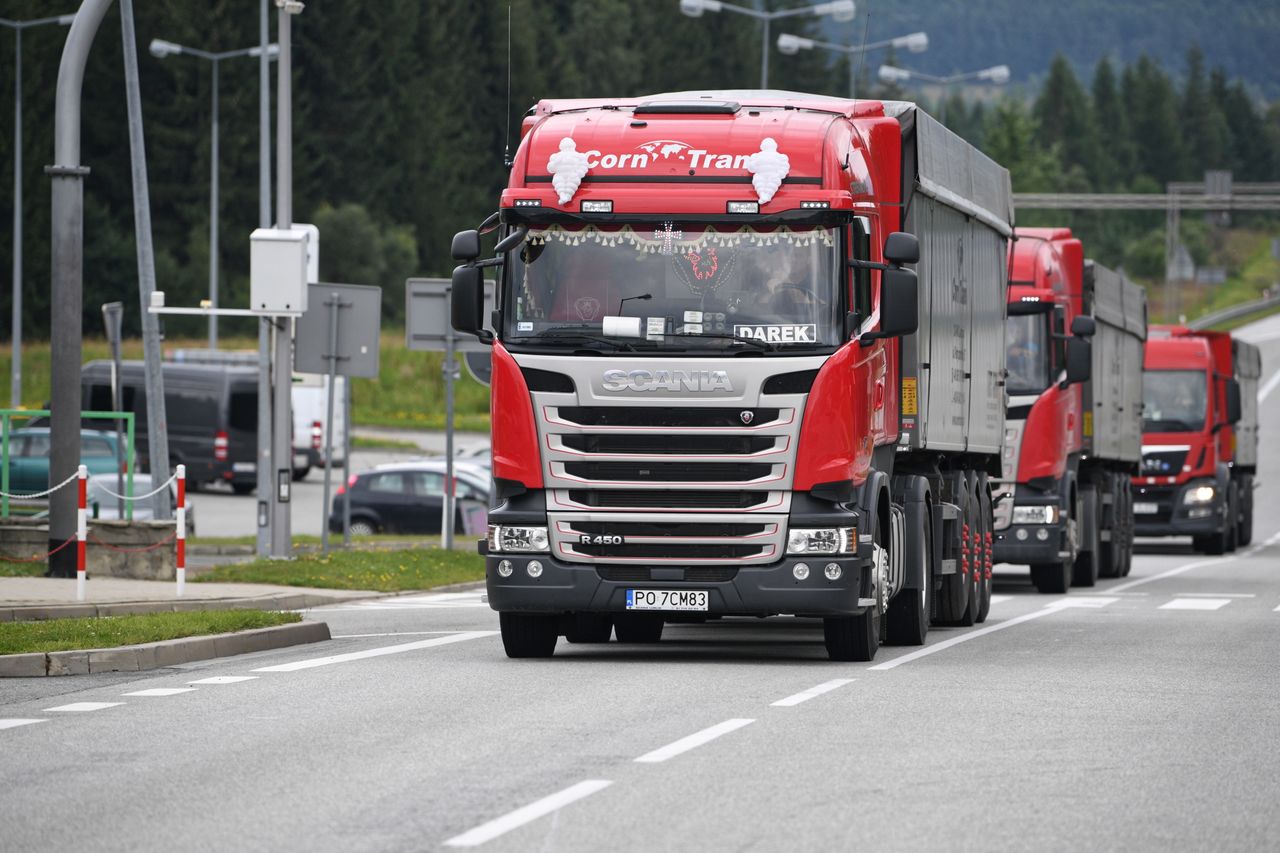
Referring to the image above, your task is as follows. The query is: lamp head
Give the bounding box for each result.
[814,0,856,22]
[680,0,722,17]
[979,64,1011,84]
[896,32,928,53]
[878,65,911,83]
[776,34,813,55]
[149,38,182,58]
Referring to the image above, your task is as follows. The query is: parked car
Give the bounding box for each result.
[329,460,490,535]
[2,428,122,495]
[85,472,195,535]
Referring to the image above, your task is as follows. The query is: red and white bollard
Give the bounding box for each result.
[176,465,186,597]
[76,464,88,601]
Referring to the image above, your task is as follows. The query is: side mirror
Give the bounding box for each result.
[1065,337,1091,385]
[1225,378,1242,424]
[1070,315,1097,337]
[865,267,918,342]
[883,231,920,266]
[451,265,485,337]
[451,229,481,263]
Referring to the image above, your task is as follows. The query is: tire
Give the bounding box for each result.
[231,483,255,496]
[564,613,613,644]
[348,519,377,537]
[1238,476,1254,547]
[974,473,993,624]
[1098,479,1124,579]
[937,473,975,626]
[885,496,930,646]
[1071,486,1099,587]
[499,612,558,658]
[292,466,310,482]
[1119,485,1135,577]
[1224,483,1239,553]
[827,504,886,661]
[613,613,664,643]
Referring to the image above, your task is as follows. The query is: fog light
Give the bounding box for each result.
[526,560,543,578]
[1036,528,1050,541]
[824,562,842,581]
[1016,528,1028,541]
[793,563,810,581]
[1188,507,1212,519]
[497,559,513,578]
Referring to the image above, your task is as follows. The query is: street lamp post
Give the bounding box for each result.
[777,30,927,97]
[2,13,75,410]
[878,63,1010,125]
[149,38,279,351]
[678,0,856,89]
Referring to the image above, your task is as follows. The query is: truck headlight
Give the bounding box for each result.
[487,524,549,553]
[1183,484,1216,505]
[1011,505,1060,525]
[787,527,856,555]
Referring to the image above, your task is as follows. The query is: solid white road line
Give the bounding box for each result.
[442,780,613,848]
[330,631,459,639]
[44,702,123,713]
[771,678,857,707]
[1258,367,1280,402]
[122,688,197,697]
[0,719,47,730]
[989,594,1013,606]
[1160,598,1232,611]
[1274,604,1280,612]
[634,718,755,764]
[252,631,497,672]
[1109,531,1280,594]
[869,598,1118,671]
[1175,593,1256,598]
[188,676,258,685]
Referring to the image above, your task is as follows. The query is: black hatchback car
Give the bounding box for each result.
[328,460,489,535]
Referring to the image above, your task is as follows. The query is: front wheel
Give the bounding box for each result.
[499,612,559,658]
[564,613,613,644]
[824,609,879,662]
[347,519,377,537]
[231,483,255,496]
[613,613,664,643]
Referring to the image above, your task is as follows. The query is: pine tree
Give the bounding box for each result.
[1034,54,1100,188]
[1090,57,1135,190]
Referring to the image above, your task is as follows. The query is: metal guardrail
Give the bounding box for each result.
[1188,294,1280,330]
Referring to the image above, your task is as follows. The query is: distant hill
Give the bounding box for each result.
[821,0,1280,97]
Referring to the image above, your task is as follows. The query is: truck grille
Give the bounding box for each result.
[598,567,739,582]
[1133,485,1176,525]
[565,490,771,509]
[571,521,769,538]
[562,461,774,483]
[560,434,777,455]
[574,542,765,559]
[1140,449,1188,477]
[555,406,782,429]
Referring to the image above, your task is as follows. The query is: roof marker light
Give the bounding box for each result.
[800,200,830,209]
[514,199,540,207]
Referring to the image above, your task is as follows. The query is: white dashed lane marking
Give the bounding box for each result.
[123,688,198,697]
[252,631,497,672]
[771,678,856,707]
[443,780,614,848]
[320,592,488,612]
[44,702,123,713]
[1160,598,1232,611]
[634,718,755,764]
[188,676,259,685]
[0,719,47,730]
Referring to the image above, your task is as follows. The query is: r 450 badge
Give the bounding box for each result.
[579,534,624,545]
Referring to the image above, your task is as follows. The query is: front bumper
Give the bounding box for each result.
[994,519,1066,565]
[1132,483,1224,537]
[483,552,870,618]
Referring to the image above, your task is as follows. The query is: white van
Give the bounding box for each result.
[291,373,347,480]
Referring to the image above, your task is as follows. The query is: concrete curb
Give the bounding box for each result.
[0,591,380,623]
[0,620,331,677]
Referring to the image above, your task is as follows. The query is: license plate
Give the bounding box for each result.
[232,462,256,473]
[626,589,708,612]
[1133,502,1158,515]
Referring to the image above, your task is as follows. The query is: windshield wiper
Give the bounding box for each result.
[672,331,775,351]
[526,327,640,351]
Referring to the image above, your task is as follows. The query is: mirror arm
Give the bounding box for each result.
[849,258,893,272]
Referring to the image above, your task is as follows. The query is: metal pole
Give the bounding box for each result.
[48,0,113,578]
[760,17,770,89]
[270,1,296,558]
[443,319,456,550]
[256,0,272,559]
[342,375,351,546]
[10,27,22,410]
[320,292,338,555]
[103,302,123,519]
[208,57,219,350]
[120,0,172,523]
[848,51,856,99]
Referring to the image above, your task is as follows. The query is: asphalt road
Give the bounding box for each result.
[3,314,1278,852]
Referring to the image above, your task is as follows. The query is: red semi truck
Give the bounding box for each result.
[1134,326,1260,552]
[450,91,1012,661]
[993,228,1147,592]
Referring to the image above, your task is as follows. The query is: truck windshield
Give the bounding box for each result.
[504,224,842,350]
[1143,369,1207,432]
[1005,313,1052,395]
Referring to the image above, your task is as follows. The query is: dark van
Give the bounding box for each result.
[81,361,261,493]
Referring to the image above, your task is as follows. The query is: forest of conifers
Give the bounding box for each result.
[1,1,1277,339]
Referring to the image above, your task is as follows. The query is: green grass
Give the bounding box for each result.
[1209,301,1280,332]
[189,533,443,547]
[0,610,301,655]
[0,332,493,431]
[193,547,485,592]
[350,435,425,451]
[0,559,45,578]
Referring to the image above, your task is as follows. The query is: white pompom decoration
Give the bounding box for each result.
[546,137,590,205]
[746,137,790,205]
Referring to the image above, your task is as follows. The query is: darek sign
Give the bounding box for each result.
[734,324,817,343]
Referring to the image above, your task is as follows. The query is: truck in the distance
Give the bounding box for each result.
[993,228,1147,591]
[1134,326,1260,553]
[450,90,1013,661]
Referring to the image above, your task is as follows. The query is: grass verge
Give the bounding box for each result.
[193,547,484,592]
[350,435,425,451]
[0,559,45,578]
[1210,302,1280,332]
[189,533,443,548]
[0,610,301,655]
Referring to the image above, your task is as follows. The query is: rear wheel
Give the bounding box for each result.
[1071,485,1099,587]
[499,612,559,658]
[292,466,310,481]
[937,473,975,626]
[564,613,613,644]
[1118,485,1135,577]
[613,613,664,643]
[974,474,994,624]
[232,482,255,496]
[348,519,377,537]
